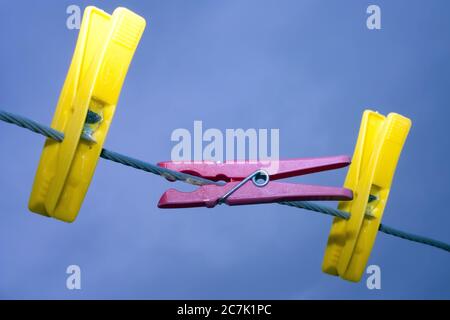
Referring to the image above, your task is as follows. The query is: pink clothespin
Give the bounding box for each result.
[157,155,353,208]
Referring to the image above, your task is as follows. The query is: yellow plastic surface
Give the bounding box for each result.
[322,110,411,282]
[28,7,146,222]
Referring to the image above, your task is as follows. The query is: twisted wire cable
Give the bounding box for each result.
[279,200,350,220]
[378,224,450,252]
[1,109,449,253]
[100,148,223,186]
[0,110,222,187]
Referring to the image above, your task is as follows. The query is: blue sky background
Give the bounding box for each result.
[0,0,449,299]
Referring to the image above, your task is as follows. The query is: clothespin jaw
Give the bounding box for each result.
[322,110,411,282]
[28,7,146,222]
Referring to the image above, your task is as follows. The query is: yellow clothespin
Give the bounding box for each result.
[322,110,411,282]
[28,7,146,222]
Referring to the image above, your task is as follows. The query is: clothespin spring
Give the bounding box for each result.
[217,169,270,206]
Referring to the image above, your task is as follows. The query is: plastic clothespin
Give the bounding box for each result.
[28,7,146,222]
[322,110,411,282]
[157,156,353,208]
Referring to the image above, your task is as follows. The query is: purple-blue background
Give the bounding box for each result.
[0,0,449,299]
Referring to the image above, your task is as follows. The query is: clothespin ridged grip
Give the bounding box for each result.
[28,7,146,222]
